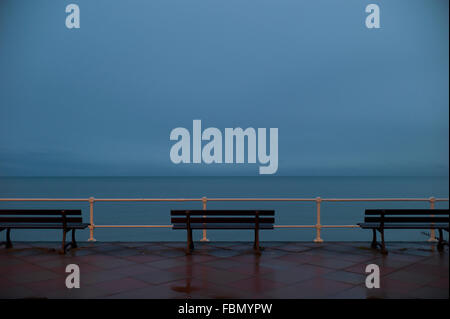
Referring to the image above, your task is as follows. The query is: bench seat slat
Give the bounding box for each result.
[365,209,449,215]
[358,222,449,230]
[171,217,274,224]
[0,223,89,229]
[173,223,274,230]
[364,217,449,223]
[0,217,83,223]
[171,210,274,216]
[362,209,449,229]
[0,210,82,216]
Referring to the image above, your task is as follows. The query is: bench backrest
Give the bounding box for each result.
[364,209,449,224]
[0,210,83,224]
[171,210,275,227]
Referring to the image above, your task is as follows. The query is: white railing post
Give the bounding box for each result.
[314,197,323,243]
[88,197,96,242]
[200,196,209,242]
[428,197,438,242]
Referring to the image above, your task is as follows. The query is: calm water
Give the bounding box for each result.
[0,176,448,242]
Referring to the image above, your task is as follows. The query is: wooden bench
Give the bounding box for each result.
[0,210,89,254]
[358,209,449,254]
[171,210,275,254]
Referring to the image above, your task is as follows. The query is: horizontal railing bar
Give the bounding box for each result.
[94,225,173,228]
[205,198,449,202]
[321,225,360,228]
[206,198,317,201]
[91,224,360,228]
[274,225,318,228]
[0,198,90,201]
[322,198,449,202]
[0,198,448,202]
[94,198,202,202]
[0,198,202,202]
[275,225,360,228]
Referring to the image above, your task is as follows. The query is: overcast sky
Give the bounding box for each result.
[0,0,448,176]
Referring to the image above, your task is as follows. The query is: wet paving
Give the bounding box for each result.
[0,241,448,299]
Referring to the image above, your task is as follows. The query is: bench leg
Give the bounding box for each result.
[63,230,77,251]
[60,229,67,254]
[437,229,447,252]
[71,229,78,249]
[186,229,193,254]
[380,229,388,255]
[189,229,194,251]
[59,229,78,254]
[254,229,261,254]
[6,228,12,249]
[373,229,388,255]
[371,229,377,249]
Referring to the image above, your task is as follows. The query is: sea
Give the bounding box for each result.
[0,176,448,242]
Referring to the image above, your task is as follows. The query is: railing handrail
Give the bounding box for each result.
[0,197,448,202]
[0,196,448,242]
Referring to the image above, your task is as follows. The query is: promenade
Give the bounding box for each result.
[0,241,447,299]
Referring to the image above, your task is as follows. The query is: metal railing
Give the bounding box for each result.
[0,196,448,242]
